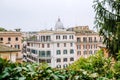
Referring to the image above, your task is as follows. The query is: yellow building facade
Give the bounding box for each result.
[0,31,22,62]
[67,26,103,59]
[0,44,20,62]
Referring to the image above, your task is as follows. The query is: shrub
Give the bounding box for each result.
[0,50,119,80]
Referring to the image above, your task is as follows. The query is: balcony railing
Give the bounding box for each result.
[27,39,52,42]
[39,55,51,59]
[77,41,101,43]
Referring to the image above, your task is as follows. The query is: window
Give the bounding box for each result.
[69,35,71,39]
[27,48,30,52]
[94,50,97,54]
[63,50,67,54]
[41,51,45,57]
[47,44,50,48]
[64,43,66,47]
[8,37,11,41]
[94,44,96,49]
[46,36,51,41]
[15,37,18,41]
[42,36,45,41]
[47,59,51,63]
[94,44,97,49]
[88,37,92,42]
[83,45,87,49]
[56,65,61,68]
[57,43,60,47]
[41,36,45,42]
[39,51,45,57]
[77,38,81,42]
[39,44,40,48]
[72,35,74,39]
[69,35,74,39]
[63,64,67,68]
[83,37,87,42]
[33,57,37,62]
[14,45,20,49]
[82,45,84,49]
[31,43,33,47]
[63,58,67,62]
[77,51,81,55]
[0,38,3,41]
[94,37,97,42]
[57,58,61,62]
[46,51,51,57]
[99,37,102,42]
[40,36,45,42]
[56,35,60,39]
[89,50,92,55]
[18,45,20,49]
[70,49,74,54]
[90,45,92,49]
[70,57,74,61]
[27,43,30,46]
[31,49,37,54]
[77,45,81,49]
[63,35,67,39]
[70,43,73,47]
[42,44,44,48]
[83,51,87,55]
[56,50,61,55]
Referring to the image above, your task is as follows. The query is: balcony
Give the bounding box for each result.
[39,59,51,63]
[27,39,52,43]
[77,41,99,43]
[39,55,51,59]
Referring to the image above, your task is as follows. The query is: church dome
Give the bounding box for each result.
[55,18,64,30]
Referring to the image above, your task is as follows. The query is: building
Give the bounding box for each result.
[0,43,20,62]
[26,18,76,68]
[67,26,103,59]
[0,31,22,62]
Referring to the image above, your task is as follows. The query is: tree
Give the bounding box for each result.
[93,0,120,59]
[0,27,7,31]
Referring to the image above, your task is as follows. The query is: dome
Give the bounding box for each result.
[55,18,64,30]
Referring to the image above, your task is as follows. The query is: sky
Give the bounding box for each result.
[0,0,95,31]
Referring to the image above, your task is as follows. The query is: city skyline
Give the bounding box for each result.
[0,0,95,31]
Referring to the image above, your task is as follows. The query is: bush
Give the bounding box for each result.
[0,50,120,80]
[68,50,114,79]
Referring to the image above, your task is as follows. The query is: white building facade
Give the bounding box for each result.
[26,19,76,68]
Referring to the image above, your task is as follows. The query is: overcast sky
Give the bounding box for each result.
[0,0,95,31]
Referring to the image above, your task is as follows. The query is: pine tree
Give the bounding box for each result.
[93,0,120,59]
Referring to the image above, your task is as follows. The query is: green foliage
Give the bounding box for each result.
[68,50,114,79]
[0,50,120,79]
[0,27,7,31]
[28,35,37,41]
[114,61,120,79]
[93,0,120,59]
[117,50,120,60]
